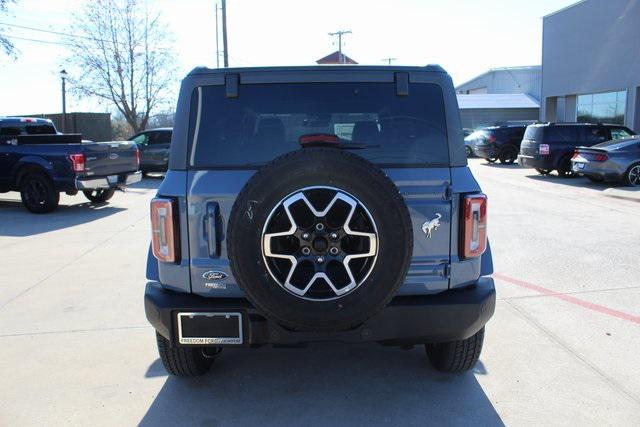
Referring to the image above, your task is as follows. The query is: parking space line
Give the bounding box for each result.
[494,273,640,325]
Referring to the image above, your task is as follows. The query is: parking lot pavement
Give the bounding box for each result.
[1,164,639,425]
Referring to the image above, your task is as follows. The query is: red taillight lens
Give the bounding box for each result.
[461,193,488,259]
[151,198,179,263]
[594,154,608,162]
[487,134,496,144]
[69,153,85,172]
[572,151,579,159]
[135,145,140,167]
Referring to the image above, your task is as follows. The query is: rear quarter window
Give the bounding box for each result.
[189,82,449,168]
[523,126,543,141]
[543,126,579,144]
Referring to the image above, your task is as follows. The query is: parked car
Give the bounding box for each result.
[144,65,495,377]
[468,125,527,164]
[463,129,475,157]
[129,128,172,174]
[571,136,640,186]
[518,122,635,177]
[0,117,141,213]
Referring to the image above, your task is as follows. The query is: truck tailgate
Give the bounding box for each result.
[83,141,138,177]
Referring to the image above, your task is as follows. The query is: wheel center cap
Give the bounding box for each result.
[312,236,328,253]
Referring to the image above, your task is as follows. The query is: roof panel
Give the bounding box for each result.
[456,93,540,109]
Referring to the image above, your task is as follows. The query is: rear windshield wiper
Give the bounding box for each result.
[298,133,380,150]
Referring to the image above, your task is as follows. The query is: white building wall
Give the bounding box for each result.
[541,0,640,130]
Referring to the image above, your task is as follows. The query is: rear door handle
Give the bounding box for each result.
[204,202,221,258]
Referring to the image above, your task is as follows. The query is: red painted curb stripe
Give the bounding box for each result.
[493,273,640,325]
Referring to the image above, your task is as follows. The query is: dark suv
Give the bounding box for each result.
[129,128,172,173]
[518,123,635,176]
[144,66,495,377]
[467,125,527,164]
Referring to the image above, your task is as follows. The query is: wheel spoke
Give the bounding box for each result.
[262,187,378,300]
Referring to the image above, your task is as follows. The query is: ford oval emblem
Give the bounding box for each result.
[202,270,228,281]
[109,153,119,160]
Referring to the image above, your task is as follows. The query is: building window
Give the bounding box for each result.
[577,90,627,125]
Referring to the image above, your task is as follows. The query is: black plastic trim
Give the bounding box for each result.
[145,277,496,347]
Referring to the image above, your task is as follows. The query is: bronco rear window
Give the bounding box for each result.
[189,82,449,168]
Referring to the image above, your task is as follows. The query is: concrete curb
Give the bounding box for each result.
[603,187,640,203]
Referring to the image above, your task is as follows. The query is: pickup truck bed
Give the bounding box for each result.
[0,129,141,213]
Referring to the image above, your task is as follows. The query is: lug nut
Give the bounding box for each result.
[301,247,311,255]
[302,232,310,240]
[315,223,325,231]
[329,247,339,255]
[317,256,324,263]
[330,232,338,240]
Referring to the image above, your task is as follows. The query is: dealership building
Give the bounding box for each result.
[455,66,542,129]
[541,0,640,131]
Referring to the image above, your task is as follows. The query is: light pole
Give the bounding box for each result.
[221,0,228,67]
[59,69,68,132]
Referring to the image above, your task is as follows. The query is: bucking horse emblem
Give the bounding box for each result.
[421,213,442,239]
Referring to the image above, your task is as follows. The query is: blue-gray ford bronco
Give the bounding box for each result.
[145,65,495,376]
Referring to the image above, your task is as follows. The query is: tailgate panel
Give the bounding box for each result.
[83,141,138,176]
[187,167,452,297]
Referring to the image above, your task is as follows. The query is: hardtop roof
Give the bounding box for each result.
[186,64,447,77]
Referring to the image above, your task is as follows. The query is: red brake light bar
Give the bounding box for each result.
[299,133,340,146]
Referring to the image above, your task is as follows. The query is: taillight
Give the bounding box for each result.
[487,134,496,144]
[151,198,179,263]
[580,153,609,162]
[69,153,85,172]
[135,145,140,167]
[539,144,550,155]
[461,193,487,259]
[571,151,579,159]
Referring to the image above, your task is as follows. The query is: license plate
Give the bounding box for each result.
[177,312,243,345]
[107,175,118,184]
[573,163,585,171]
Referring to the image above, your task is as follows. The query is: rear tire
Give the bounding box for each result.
[155,332,216,377]
[625,163,640,187]
[83,188,116,203]
[426,327,485,373]
[19,173,59,214]
[535,168,552,175]
[465,146,473,157]
[499,146,518,164]
[556,156,575,178]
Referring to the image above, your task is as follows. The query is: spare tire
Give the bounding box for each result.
[227,148,413,331]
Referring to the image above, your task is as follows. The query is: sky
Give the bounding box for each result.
[0,0,578,116]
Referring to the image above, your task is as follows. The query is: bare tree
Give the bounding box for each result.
[66,0,176,133]
[0,0,17,57]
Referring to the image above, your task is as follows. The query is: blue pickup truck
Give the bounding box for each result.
[0,117,141,213]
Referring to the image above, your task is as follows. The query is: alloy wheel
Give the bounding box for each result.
[261,186,378,301]
[629,165,640,186]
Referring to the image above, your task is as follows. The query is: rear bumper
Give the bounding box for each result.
[517,154,555,170]
[473,145,498,159]
[571,160,625,181]
[76,171,142,190]
[144,277,496,347]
